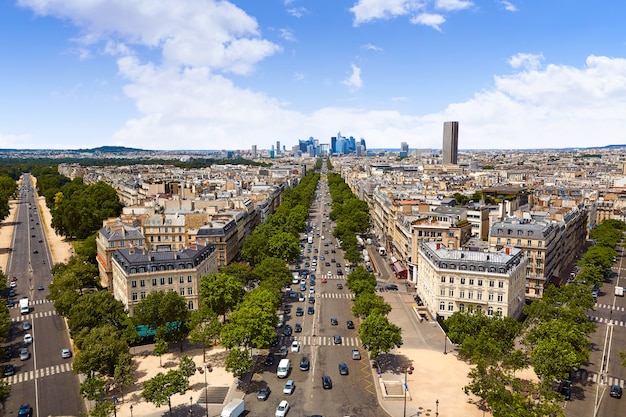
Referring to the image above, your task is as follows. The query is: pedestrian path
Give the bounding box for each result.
[587,315,626,327]
[279,335,360,346]
[11,310,58,322]
[595,303,626,312]
[574,368,625,387]
[3,362,73,385]
[319,292,354,299]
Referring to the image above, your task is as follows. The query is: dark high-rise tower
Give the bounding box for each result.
[442,121,459,165]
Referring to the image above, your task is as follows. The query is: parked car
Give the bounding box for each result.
[296,307,304,316]
[283,325,292,337]
[322,375,332,389]
[275,400,290,417]
[307,306,315,315]
[18,404,32,417]
[265,353,275,366]
[257,386,271,401]
[385,284,399,291]
[283,379,295,395]
[294,323,302,332]
[19,348,30,361]
[22,321,31,331]
[23,334,33,345]
[3,364,15,377]
[559,380,571,401]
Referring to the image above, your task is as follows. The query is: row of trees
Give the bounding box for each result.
[445,219,626,417]
[327,173,370,264]
[0,176,17,221]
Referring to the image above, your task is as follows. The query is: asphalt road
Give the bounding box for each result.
[243,172,386,417]
[2,174,84,417]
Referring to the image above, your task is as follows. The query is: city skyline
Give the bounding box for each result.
[1,1,626,151]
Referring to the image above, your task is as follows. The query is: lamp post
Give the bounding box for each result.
[403,365,414,417]
[189,396,193,417]
[130,405,133,417]
[435,399,439,417]
[198,363,212,417]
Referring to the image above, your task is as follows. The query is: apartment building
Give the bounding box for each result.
[96,218,146,289]
[143,214,187,251]
[196,219,239,269]
[110,244,217,316]
[417,242,527,320]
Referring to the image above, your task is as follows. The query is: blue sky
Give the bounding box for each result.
[1,0,626,151]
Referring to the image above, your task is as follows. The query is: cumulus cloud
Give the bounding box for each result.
[342,64,363,92]
[508,53,544,71]
[435,0,473,11]
[350,0,422,26]
[362,43,383,52]
[410,13,446,31]
[287,7,307,18]
[500,1,518,12]
[279,28,296,42]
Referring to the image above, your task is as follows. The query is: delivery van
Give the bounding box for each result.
[277,358,290,378]
[221,398,244,417]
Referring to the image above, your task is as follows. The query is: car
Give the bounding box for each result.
[298,293,305,302]
[292,276,300,284]
[283,379,296,395]
[294,323,302,332]
[291,341,300,352]
[275,400,290,417]
[352,349,361,360]
[18,404,32,417]
[337,283,343,289]
[38,239,42,243]
[37,285,44,291]
[610,384,622,398]
[3,347,13,360]
[278,346,288,357]
[22,321,31,331]
[284,304,292,314]
[325,262,330,267]
[271,335,279,347]
[23,334,33,345]
[288,291,297,299]
[336,262,341,267]
[338,362,349,375]
[32,249,38,254]
[322,375,332,389]
[10,281,17,288]
[19,347,30,361]
[6,299,14,308]
[385,284,399,291]
[330,318,338,326]
[8,289,16,297]
[61,348,72,359]
[307,306,315,315]
[299,355,310,371]
[320,256,325,260]
[283,325,292,337]
[559,380,571,400]
[337,270,344,276]
[296,307,304,316]
[257,386,271,401]
[265,353,275,366]
[309,287,315,294]
[10,276,17,282]
[3,364,15,377]
[347,320,355,329]
[308,296,315,304]
[321,277,327,283]
[333,335,342,344]
[332,249,336,253]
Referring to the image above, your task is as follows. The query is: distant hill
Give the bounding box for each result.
[75,146,146,153]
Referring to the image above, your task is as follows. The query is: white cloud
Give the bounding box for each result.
[279,28,296,42]
[410,13,446,31]
[500,1,518,12]
[342,64,363,92]
[287,7,307,18]
[362,43,383,52]
[293,71,305,81]
[435,0,473,11]
[508,53,544,71]
[350,0,422,26]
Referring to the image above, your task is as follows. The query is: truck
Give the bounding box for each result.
[220,398,245,417]
[615,286,624,297]
[378,247,386,256]
[308,236,313,244]
[19,298,29,315]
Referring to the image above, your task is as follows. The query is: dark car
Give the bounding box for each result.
[322,375,332,389]
[265,353,275,366]
[294,323,302,332]
[284,305,292,314]
[32,249,38,253]
[337,270,343,275]
[559,380,571,401]
[257,386,271,401]
[336,262,341,267]
[271,335,279,347]
[385,284,399,291]
[300,356,310,371]
[610,384,622,398]
[337,283,343,289]
[3,364,15,377]
[283,325,292,337]
[308,296,315,304]
[5,299,14,308]
[330,318,338,326]
[333,335,342,344]
[18,404,32,417]
[296,307,304,316]
[307,306,315,315]
[347,320,355,329]
[338,362,349,375]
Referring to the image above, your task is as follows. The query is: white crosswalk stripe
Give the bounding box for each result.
[575,369,625,387]
[11,310,58,322]
[10,299,52,309]
[286,335,360,347]
[595,303,625,312]
[3,363,73,385]
[319,293,354,299]
[587,315,626,327]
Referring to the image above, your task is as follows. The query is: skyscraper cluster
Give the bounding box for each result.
[331,132,365,154]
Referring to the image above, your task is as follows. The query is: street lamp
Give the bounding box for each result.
[435,399,439,417]
[189,396,193,417]
[198,364,212,417]
[403,365,414,417]
[130,405,133,417]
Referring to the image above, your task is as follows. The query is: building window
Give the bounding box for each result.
[497,307,503,316]
[467,305,474,314]
[468,291,473,300]
[459,290,465,299]
[140,291,146,299]
[187,288,193,295]
[498,281,504,288]
[448,302,454,311]
[441,276,446,283]
[140,280,145,287]
[477,279,483,286]
[131,280,137,288]
[168,277,173,285]
[516,239,522,245]
[527,240,532,246]
[496,237,501,245]
[476,305,482,313]
[188,301,194,310]
[460,278,465,284]
[180,288,185,296]
[459,303,465,312]
[487,306,493,316]
[537,241,542,248]
[132,292,138,301]
[180,276,184,284]
[497,294,504,302]
[440,288,446,296]
[439,302,445,311]
[152,279,157,286]
[160,277,165,285]
[469,278,474,285]
[477,292,482,300]
[489,280,494,287]
[449,277,454,284]
[488,293,494,301]
[449,289,454,297]
[188,276,193,282]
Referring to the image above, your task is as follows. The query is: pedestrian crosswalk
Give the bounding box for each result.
[11,310,58,322]
[587,315,626,328]
[3,363,73,385]
[319,292,354,299]
[573,368,625,387]
[595,303,626,312]
[279,335,360,347]
[10,299,52,309]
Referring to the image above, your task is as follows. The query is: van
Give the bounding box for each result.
[277,358,290,378]
[220,398,245,417]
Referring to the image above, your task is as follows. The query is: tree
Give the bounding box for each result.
[79,375,107,401]
[359,312,403,358]
[67,290,128,340]
[75,232,98,264]
[267,231,301,262]
[179,355,197,378]
[221,302,277,349]
[133,290,191,350]
[189,308,223,362]
[142,370,189,417]
[112,353,135,400]
[225,348,254,381]
[0,380,11,411]
[0,301,12,342]
[352,293,391,318]
[254,257,292,290]
[199,272,243,322]
[153,336,168,367]
[73,324,129,377]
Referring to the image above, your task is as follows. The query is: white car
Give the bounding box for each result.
[275,400,290,417]
[327,270,332,276]
[10,281,17,288]
[61,348,72,358]
[298,293,305,302]
[24,334,33,345]
[283,379,295,395]
[291,341,300,352]
[309,287,315,294]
